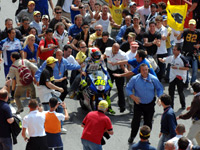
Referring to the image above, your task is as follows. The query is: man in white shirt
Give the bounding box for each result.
[155,15,168,81]
[103,43,127,113]
[22,99,48,150]
[167,124,192,150]
[137,0,151,25]
[159,45,189,109]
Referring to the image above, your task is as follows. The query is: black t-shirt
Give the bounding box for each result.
[0,100,12,138]
[39,65,54,88]
[75,31,89,47]
[182,29,200,55]
[120,40,144,52]
[95,37,116,54]
[49,18,70,31]
[123,26,146,43]
[143,31,161,56]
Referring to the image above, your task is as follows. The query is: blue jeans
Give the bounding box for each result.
[0,137,12,150]
[157,134,171,150]
[42,103,50,111]
[81,139,102,150]
[185,56,198,84]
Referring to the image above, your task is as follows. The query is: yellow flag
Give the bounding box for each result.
[166,1,188,31]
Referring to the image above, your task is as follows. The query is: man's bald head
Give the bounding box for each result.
[112,43,120,54]
[164,141,175,150]
[0,89,8,101]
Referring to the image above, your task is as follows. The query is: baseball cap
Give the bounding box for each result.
[162,15,167,21]
[42,15,49,20]
[129,2,136,7]
[133,14,140,19]
[28,1,35,6]
[46,56,58,65]
[189,19,196,25]
[98,100,108,111]
[33,11,41,16]
[128,32,136,38]
[131,41,139,47]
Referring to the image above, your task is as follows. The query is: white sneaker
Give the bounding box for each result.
[61,128,67,134]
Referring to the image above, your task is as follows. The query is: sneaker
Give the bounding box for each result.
[120,107,125,113]
[108,108,115,115]
[16,108,24,114]
[61,128,67,134]
[69,92,76,99]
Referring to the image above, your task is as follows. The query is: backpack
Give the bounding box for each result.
[12,59,33,86]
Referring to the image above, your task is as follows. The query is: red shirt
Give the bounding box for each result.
[38,38,59,60]
[81,111,113,145]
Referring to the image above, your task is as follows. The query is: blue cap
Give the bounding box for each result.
[162,15,167,21]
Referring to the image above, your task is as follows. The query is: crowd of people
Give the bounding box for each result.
[0,0,200,149]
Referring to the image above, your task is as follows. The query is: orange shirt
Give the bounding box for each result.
[45,112,61,133]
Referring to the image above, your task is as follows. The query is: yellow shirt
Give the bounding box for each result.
[166,26,172,49]
[109,4,125,25]
[76,51,87,63]
[89,33,102,42]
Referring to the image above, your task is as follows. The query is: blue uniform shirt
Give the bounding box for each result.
[68,24,82,39]
[128,58,157,77]
[23,43,38,61]
[132,141,156,150]
[126,73,163,104]
[35,57,81,82]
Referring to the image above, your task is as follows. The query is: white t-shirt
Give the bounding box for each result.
[22,110,46,137]
[62,0,73,13]
[172,29,184,44]
[156,25,168,54]
[104,47,127,71]
[137,6,151,25]
[66,55,79,65]
[126,50,137,70]
[163,54,188,83]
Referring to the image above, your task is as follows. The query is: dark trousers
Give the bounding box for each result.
[70,70,80,86]
[169,77,185,108]
[107,69,125,109]
[157,53,168,81]
[26,136,48,150]
[130,100,155,138]
[55,80,68,101]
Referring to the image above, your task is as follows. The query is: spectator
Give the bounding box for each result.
[95,31,116,54]
[123,14,146,44]
[89,0,96,11]
[157,2,166,15]
[81,100,113,150]
[68,14,83,42]
[158,45,189,109]
[53,22,69,50]
[0,28,24,77]
[116,15,132,44]
[44,97,69,149]
[70,0,81,24]
[0,79,14,150]
[157,94,177,150]
[49,6,71,32]
[0,18,22,41]
[167,124,192,150]
[21,99,48,150]
[109,0,128,39]
[128,2,138,18]
[70,21,90,53]
[30,11,43,35]
[177,82,200,145]
[88,24,103,47]
[137,0,151,25]
[14,0,29,16]
[165,141,175,150]
[41,15,49,34]
[28,27,40,44]
[79,3,93,24]
[7,52,38,114]
[131,125,156,150]
[103,43,127,113]
[145,3,158,32]
[38,28,59,66]
[94,4,115,32]
[16,1,35,26]
[126,63,163,144]
[16,17,31,38]
[23,34,38,65]
[178,137,189,150]
[90,2,101,32]
[56,0,72,20]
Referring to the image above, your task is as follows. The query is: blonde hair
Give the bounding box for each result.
[23,34,35,48]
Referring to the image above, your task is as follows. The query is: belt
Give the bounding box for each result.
[42,102,49,105]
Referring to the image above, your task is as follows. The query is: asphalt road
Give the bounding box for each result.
[0,0,199,149]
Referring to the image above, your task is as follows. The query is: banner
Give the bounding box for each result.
[166,1,188,31]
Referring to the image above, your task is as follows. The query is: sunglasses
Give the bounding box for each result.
[83,26,89,29]
[96,29,101,31]
[35,15,41,18]
[56,12,62,14]
[24,22,30,25]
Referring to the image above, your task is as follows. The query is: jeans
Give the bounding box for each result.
[185,56,198,84]
[169,77,185,108]
[81,139,102,150]
[0,137,12,150]
[157,53,168,81]
[157,133,171,150]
